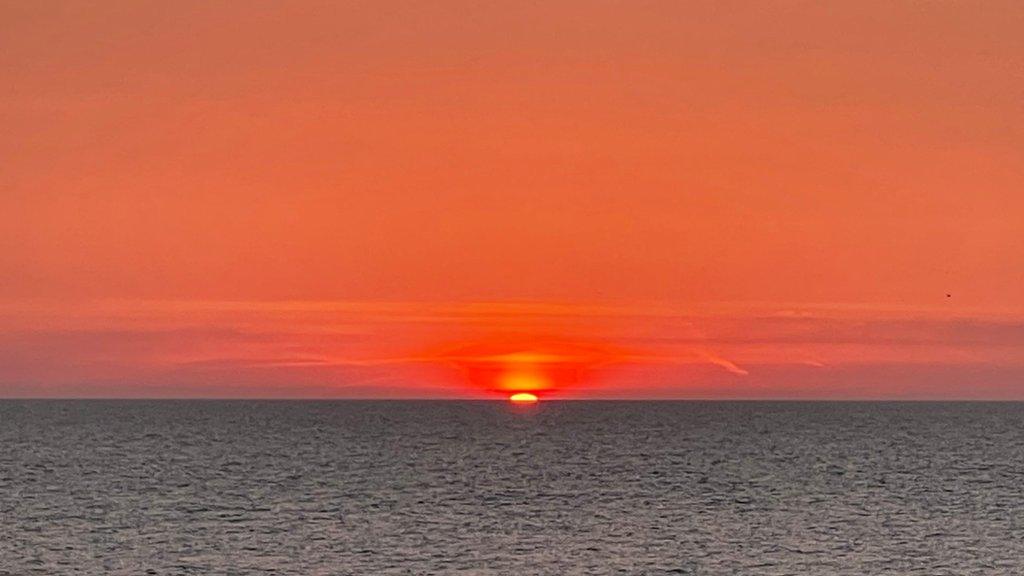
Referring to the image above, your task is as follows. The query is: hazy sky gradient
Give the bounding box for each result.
[2,2,1022,397]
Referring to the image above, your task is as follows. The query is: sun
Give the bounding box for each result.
[422,337,634,399]
[508,392,539,404]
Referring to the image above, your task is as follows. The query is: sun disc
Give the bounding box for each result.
[509,392,539,404]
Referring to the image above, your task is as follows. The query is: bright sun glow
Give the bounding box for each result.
[509,392,539,404]
[425,339,631,397]
[498,371,550,392]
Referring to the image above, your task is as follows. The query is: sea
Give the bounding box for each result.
[1,400,1022,575]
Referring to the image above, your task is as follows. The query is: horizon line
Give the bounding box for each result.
[3,397,1024,403]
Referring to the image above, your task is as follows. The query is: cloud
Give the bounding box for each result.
[1,298,1023,397]
[700,352,750,376]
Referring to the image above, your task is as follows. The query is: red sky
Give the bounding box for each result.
[2,1,1023,398]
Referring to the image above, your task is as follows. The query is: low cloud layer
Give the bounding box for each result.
[1,299,1022,399]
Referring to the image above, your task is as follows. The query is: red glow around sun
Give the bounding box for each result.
[423,338,629,398]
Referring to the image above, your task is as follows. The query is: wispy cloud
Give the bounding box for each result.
[1,298,1022,398]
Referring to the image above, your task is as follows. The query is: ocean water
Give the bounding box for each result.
[1,401,1023,575]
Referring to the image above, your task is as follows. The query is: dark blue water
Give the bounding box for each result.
[2,401,1023,575]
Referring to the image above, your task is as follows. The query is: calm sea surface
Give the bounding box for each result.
[2,401,1023,575]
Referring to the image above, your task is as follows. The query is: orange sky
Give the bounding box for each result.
[2,2,1023,398]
